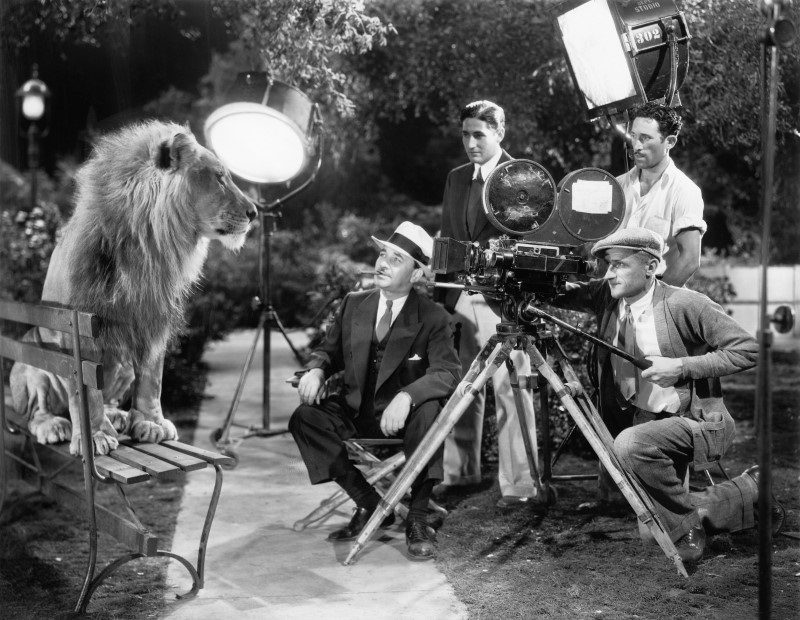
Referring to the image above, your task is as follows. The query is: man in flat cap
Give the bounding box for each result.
[289,221,461,560]
[551,227,769,563]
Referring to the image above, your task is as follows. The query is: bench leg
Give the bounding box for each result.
[77,463,225,610]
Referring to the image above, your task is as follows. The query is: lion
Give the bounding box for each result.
[10,120,256,456]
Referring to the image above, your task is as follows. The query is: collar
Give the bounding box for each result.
[473,150,503,181]
[621,278,656,321]
[631,156,675,189]
[378,291,409,320]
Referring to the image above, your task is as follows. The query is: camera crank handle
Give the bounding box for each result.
[522,304,653,370]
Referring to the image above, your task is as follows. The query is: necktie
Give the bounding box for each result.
[375,299,393,342]
[467,168,484,237]
[614,303,637,401]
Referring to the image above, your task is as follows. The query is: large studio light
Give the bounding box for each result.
[204,72,319,184]
[552,0,690,119]
[204,72,323,463]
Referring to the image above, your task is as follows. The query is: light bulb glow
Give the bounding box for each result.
[205,102,307,184]
[22,94,45,121]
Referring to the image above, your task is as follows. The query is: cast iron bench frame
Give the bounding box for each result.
[0,299,233,613]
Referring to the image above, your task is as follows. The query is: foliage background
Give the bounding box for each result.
[1,0,798,407]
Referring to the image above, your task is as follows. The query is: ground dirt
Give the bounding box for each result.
[0,404,200,619]
[435,349,800,619]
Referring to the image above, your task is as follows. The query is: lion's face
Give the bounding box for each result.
[192,146,257,250]
[162,132,257,250]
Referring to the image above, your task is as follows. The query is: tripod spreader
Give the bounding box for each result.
[522,304,652,371]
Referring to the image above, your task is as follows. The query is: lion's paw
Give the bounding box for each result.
[30,414,72,445]
[104,406,130,433]
[129,409,178,443]
[69,430,118,456]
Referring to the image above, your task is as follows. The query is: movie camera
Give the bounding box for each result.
[432,159,625,320]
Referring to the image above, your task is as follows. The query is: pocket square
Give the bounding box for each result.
[408,354,422,361]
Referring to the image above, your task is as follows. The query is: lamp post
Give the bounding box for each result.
[16,64,50,211]
[204,72,323,465]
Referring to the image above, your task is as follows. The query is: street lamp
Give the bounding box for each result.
[16,64,51,211]
[204,72,323,464]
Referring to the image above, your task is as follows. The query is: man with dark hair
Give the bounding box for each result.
[553,227,772,563]
[617,102,705,287]
[437,100,541,508]
[289,222,460,560]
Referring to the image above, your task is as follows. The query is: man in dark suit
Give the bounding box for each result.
[289,222,461,559]
[437,100,541,508]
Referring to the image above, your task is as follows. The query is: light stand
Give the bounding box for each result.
[755,2,796,617]
[204,73,323,465]
[15,64,50,211]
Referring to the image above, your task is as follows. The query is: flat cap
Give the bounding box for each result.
[591,227,664,262]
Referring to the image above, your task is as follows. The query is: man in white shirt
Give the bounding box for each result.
[289,222,460,559]
[617,102,706,286]
[437,100,541,508]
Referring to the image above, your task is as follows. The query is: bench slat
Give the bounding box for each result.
[109,445,182,481]
[0,335,103,390]
[44,479,158,555]
[162,439,235,467]
[121,440,207,472]
[94,455,151,484]
[0,299,100,337]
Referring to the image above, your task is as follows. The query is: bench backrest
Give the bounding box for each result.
[0,299,103,389]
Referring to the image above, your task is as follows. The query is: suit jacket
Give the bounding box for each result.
[437,150,513,310]
[553,278,758,466]
[305,288,461,417]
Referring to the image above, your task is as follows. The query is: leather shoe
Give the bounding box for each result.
[327,506,395,542]
[675,525,706,563]
[406,519,436,559]
[743,465,786,535]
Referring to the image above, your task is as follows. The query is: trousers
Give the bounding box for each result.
[614,416,756,542]
[442,293,540,497]
[289,397,443,485]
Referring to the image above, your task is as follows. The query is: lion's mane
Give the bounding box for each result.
[53,121,211,366]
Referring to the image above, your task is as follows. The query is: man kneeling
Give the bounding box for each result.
[554,227,772,563]
[289,222,461,559]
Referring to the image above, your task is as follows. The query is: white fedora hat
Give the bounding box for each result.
[371,221,433,267]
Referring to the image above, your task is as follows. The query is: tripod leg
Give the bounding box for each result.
[343,337,514,565]
[270,306,305,365]
[525,342,689,578]
[213,311,267,446]
[506,358,547,500]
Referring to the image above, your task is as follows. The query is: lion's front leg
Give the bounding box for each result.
[130,352,178,444]
[68,383,119,456]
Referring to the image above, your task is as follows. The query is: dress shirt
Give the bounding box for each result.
[376,292,408,329]
[473,150,503,182]
[616,157,706,276]
[617,280,681,413]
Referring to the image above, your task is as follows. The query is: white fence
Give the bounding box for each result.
[699,263,800,345]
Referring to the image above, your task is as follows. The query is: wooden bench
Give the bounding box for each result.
[0,299,233,613]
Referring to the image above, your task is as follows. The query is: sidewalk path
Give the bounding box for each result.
[163,329,467,619]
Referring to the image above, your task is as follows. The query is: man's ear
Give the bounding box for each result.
[665,134,678,151]
[409,266,429,284]
[646,257,660,277]
[496,126,506,142]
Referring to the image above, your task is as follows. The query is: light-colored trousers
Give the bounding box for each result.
[442,293,540,497]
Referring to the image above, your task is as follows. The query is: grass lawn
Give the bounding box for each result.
[434,348,800,619]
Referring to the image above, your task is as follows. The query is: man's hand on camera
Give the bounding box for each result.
[298,368,325,404]
[380,392,412,436]
[641,356,684,387]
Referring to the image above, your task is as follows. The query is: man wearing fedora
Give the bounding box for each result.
[437,99,542,509]
[289,221,461,559]
[552,227,770,563]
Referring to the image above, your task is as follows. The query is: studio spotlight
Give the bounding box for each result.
[551,0,690,119]
[204,72,324,464]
